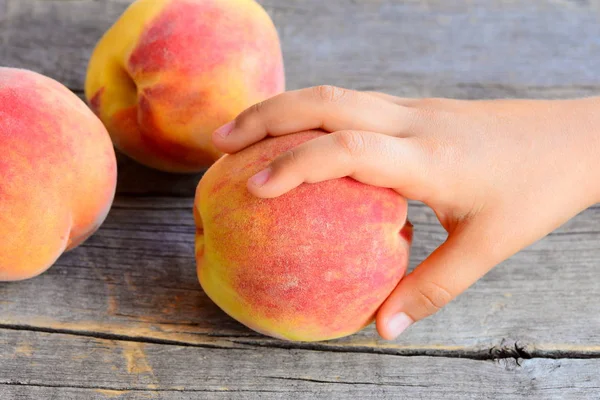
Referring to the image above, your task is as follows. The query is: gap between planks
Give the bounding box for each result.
[2,324,600,362]
[0,382,280,394]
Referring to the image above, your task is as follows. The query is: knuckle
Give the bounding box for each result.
[250,100,265,117]
[414,281,453,315]
[334,131,367,157]
[277,148,299,168]
[313,85,347,103]
[237,100,267,128]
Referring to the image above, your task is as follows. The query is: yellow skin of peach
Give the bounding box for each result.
[85,0,285,173]
[0,68,117,281]
[195,131,413,342]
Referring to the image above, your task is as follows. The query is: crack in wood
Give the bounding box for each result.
[0,381,284,393]
[2,324,599,362]
[265,376,430,387]
[489,342,533,366]
[0,324,255,352]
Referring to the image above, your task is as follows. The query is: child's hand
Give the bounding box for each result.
[212,86,600,340]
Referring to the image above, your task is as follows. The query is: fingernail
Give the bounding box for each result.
[249,168,271,187]
[214,121,235,138]
[387,312,414,339]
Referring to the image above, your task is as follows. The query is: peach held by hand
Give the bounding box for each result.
[0,68,117,281]
[194,131,413,341]
[85,0,285,173]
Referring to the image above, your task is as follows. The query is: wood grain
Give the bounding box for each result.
[2,329,600,400]
[114,152,205,197]
[2,196,600,356]
[3,0,600,397]
[5,0,600,196]
[2,0,600,98]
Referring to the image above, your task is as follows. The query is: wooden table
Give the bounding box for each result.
[2,1,600,399]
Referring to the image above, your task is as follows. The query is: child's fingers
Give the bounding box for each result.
[246,130,431,200]
[213,86,415,154]
[376,219,499,340]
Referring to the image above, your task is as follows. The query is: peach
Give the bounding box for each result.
[0,68,117,281]
[194,131,413,341]
[85,0,285,173]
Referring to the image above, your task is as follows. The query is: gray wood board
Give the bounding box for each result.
[3,0,600,397]
[2,0,600,99]
[1,329,600,400]
[1,196,600,356]
[5,0,600,196]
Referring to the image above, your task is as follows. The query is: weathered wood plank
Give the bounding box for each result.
[3,1,600,394]
[1,329,600,399]
[115,152,204,197]
[2,0,600,99]
[1,196,600,354]
[6,0,600,196]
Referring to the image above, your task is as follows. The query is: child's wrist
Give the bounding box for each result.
[576,98,600,205]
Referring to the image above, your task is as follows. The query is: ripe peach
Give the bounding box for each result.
[85,0,285,173]
[0,68,117,281]
[194,131,413,341]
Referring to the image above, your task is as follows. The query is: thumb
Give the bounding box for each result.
[376,222,498,340]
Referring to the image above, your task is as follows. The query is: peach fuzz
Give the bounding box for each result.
[194,131,413,342]
[85,0,285,173]
[0,68,117,281]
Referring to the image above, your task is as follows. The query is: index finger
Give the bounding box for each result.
[212,85,414,154]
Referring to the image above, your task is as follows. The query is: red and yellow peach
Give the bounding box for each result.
[0,67,117,281]
[194,131,413,341]
[85,0,285,172]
